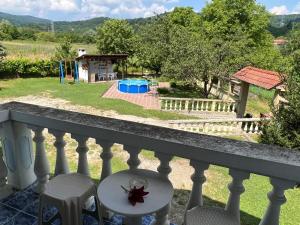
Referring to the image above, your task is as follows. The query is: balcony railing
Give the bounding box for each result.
[0,101,299,225]
[159,97,238,113]
[169,117,271,135]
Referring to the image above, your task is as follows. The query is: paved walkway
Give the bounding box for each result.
[103,82,161,109]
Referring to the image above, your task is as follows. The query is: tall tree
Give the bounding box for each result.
[96,19,134,55]
[201,0,270,47]
[162,26,246,97]
[168,7,201,31]
[135,16,171,74]
[260,29,299,149]
[260,50,300,149]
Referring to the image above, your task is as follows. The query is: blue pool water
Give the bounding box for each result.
[118,79,150,94]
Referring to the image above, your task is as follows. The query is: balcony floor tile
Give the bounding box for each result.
[0,185,173,225]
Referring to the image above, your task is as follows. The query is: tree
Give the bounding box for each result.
[135,16,171,74]
[260,29,300,149]
[96,19,134,55]
[260,50,300,149]
[54,38,77,77]
[0,20,19,40]
[0,43,6,61]
[201,0,279,71]
[162,26,247,97]
[168,7,201,31]
[201,0,270,47]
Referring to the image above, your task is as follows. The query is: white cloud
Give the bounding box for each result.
[0,0,174,20]
[269,5,289,15]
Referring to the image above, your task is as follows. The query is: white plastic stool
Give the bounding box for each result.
[38,173,103,225]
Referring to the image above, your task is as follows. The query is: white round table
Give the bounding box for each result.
[98,169,174,225]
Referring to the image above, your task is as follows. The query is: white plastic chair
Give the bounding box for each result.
[184,168,249,225]
[98,73,106,81]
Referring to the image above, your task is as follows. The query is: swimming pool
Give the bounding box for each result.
[118,79,150,94]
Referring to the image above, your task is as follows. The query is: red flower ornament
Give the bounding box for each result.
[128,186,149,206]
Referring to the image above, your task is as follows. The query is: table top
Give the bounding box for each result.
[98,169,174,217]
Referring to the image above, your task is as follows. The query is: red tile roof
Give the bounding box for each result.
[273,38,288,46]
[232,66,283,90]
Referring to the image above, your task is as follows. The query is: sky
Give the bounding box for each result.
[0,0,299,21]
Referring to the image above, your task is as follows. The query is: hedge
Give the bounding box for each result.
[0,58,59,78]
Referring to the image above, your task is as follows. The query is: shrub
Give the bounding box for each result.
[157,87,170,95]
[0,58,59,78]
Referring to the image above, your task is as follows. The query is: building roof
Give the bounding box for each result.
[232,66,283,90]
[273,38,288,46]
[76,54,128,61]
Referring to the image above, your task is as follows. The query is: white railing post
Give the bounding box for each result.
[48,129,69,176]
[186,160,210,211]
[0,138,13,199]
[31,126,50,193]
[1,122,36,190]
[72,134,90,176]
[124,145,141,170]
[259,178,296,225]
[96,139,114,182]
[152,152,173,225]
[226,169,250,222]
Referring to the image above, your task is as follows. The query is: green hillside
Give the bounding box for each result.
[269,14,300,37]
[0,11,51,29]
[1,10,300,37]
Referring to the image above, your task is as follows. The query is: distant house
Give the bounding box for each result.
[273,38,288,46]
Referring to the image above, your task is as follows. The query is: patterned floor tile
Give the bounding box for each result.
[0,187,175,225]
[0,205,19,225]
[5,212,36,225]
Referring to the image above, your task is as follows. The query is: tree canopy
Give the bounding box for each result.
[96,19,134,55]
[54,38,76,61]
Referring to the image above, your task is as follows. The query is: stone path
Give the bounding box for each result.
[102,82,160,109]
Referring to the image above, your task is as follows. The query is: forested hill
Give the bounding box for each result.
[270,14,300,37]
[1,10,300,36]
[0,11,154,33]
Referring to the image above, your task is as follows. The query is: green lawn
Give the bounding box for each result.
[0,77,192,120]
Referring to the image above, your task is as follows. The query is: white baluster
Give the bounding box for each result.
[259,178,296,225]
[254,122,259,133]
[124,145,141,170]
[185,100,189,112]
[226,169,250,222]
[96,139,114,182]
[31,126,50,193]
[72,134,90,176]
[186,160,210,210]
[48,129,69,176]
[232,103,236,112]
[151,152,173,225]
[179,100,182,111]
[205,101,209,111]
[212,101,216,112]
[218,102,221,112]
[164,100,168,110]
[249,122,254,133]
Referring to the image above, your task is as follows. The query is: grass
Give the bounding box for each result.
[0,77,192,120]
[1,40,98,60]
[246,86,274,117]
[205,166,300,225]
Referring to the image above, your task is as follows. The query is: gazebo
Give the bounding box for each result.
[76,49,128,83]
[232,66,284,118]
